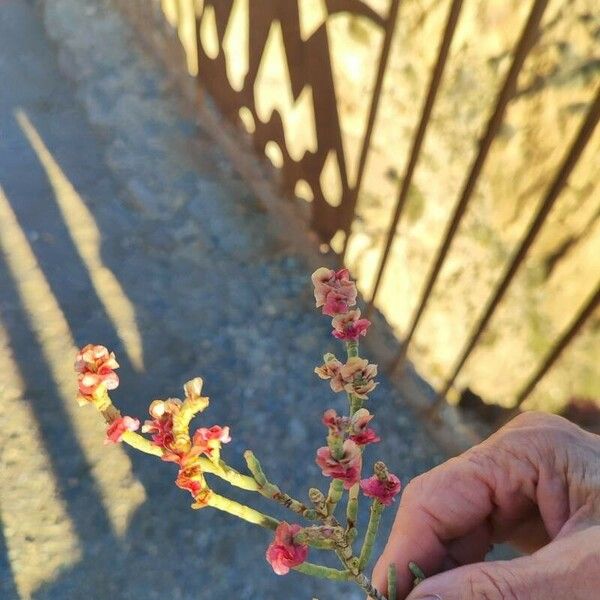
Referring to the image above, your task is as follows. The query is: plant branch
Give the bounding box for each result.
[358,500,383,570]
[207,493,279,530]
[388,564,397,600]
[325,479,344,516]
[293,563,350,580]
[244,451,320,520]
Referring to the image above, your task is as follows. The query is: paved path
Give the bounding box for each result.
[0,1,443,598]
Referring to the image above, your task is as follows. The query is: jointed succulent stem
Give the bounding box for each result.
[358,500,383,570]
[388,564,397,600]
[244,451,319,520]
[121,430,165,457]
[293,563,350,580]
[207,493,280,530]
[325,479,344,516]
[346,483,359,529]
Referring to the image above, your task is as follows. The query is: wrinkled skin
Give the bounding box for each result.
[372,412,600,599]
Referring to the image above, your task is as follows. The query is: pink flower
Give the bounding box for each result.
[315,439,362,489]
[360,473,402,506]
[331,309,371,341]
[75,344,119,404]
[314,355,345,393]
[266,522,308,575]
[192,425,231,457]
[349,408,380,446]
[311,267,357,316]
[340,357,378,399]
[322,408,347,434]
[105,415,140,444]
[142,399,182,457]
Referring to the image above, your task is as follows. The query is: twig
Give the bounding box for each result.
[358,500,383,570]
[244,451,320,520]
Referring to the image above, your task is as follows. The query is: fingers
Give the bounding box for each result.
[372,412,575,598]
[405,526,600,600]
[372,455,497,597]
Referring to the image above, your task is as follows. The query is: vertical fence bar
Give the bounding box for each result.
[367,0,464,316]
[438,86,600,401]
[513,281,600,409]
[389,0,549,372]
[341,0,401,259]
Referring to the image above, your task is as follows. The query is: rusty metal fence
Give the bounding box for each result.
[161,0,599,413]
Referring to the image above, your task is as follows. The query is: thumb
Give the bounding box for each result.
[405,555,546,600]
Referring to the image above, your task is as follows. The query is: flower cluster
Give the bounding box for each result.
[311,267,358,316]
[138,380,230,506]
[73,266,412,600]
[74,344,119,405]
[322,408,380,446]
[315,355,378,399]
[361,462,402,507]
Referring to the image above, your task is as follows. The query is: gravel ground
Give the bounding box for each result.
[0,1,444,598]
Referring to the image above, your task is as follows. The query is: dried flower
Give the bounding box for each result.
[315,439,362,489]
[176,456,205,496]
[349,408,380,446]
[183,377,204,400]
[340,357,378,399]
[192,425,231,457]
[360,473,401,506]
[105,416,140,444]
[75,344,119,404]
[331,309,371,341]
[311,267,357,316]
[266,522,309,575]
[314,354,345,393]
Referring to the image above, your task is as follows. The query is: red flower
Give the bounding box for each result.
[266,522,308,575]
[105,416,140,444]
[360,473,402,506]
[349,408,380,446]
[75,344,119,404]
[315,440,362,489]
[331,309,371,341]
[192,425,231,457]
[141,399,182,458]
[311,267,357,316]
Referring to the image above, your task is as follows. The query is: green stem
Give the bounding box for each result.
[346,340,359,358]
[201,458,260,492]
[121,431,164,457]
[349,393,363,415]
[325,479,344,516]
[346,482,359,529]
[358,500,383,570]
[244,451,319,520]
[334,550,387,600]
[353,573,387,600]
[388,564,397,600]
[409,561,426,587]
[207,493,279,530]
[293,563,350,580]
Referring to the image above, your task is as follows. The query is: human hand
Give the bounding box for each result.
[372,412,600,599]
